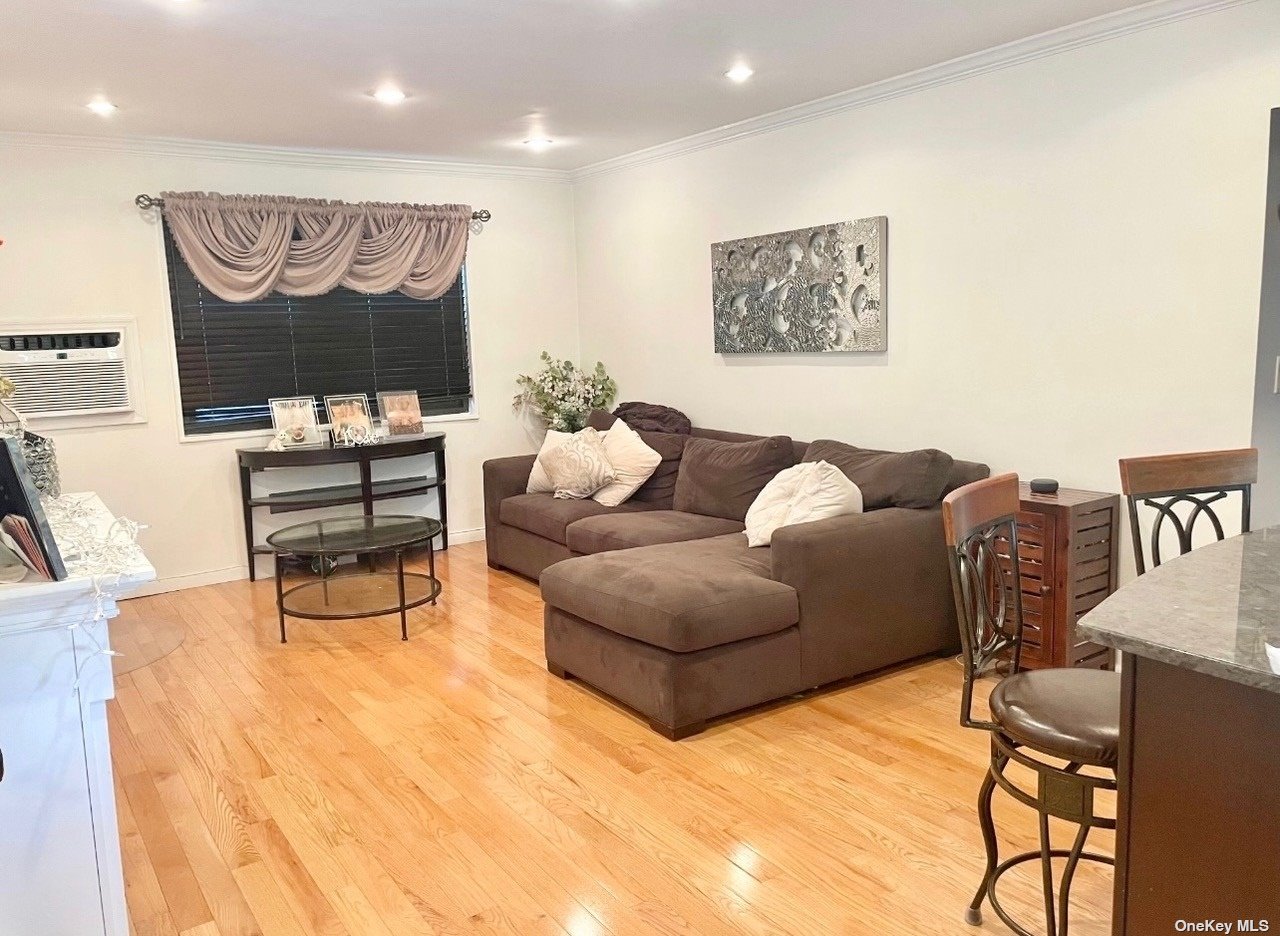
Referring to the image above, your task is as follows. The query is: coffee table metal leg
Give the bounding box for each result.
[275,554,287,643]
[397,549,408,641]
[428,536,437,606]
[319,550,330,607]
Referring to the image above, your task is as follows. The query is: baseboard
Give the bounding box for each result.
[128,565,249,597]
[123,528,486,598]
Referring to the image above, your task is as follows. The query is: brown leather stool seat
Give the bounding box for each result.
[989,669,1121,768]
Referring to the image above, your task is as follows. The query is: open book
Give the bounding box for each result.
[0,513,54,580]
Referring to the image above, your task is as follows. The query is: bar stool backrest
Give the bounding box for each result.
[942,473,1025,732]
[1118,448,1257,576]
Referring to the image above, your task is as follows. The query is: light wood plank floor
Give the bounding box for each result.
[110,542,1112,935]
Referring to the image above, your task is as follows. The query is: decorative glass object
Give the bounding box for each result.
[0,399,60,499]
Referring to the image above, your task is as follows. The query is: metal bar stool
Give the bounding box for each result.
[1118,447,1256,574]
[944,473,1119,936]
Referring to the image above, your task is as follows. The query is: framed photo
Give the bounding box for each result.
[0,437,66,581]
[377,391,425,436]
[324,393,374,445]
[268,396,323,448]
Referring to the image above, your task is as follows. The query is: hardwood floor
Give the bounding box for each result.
[110,542,1112,935]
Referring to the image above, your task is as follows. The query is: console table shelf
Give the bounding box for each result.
[238,433,447,581]
[252,475,444,514]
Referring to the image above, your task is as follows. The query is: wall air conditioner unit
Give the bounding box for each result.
[0,326,136,420]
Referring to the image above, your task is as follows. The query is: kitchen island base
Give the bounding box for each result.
[1114,654,1280,934]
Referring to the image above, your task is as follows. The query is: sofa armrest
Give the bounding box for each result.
[483,454,536,555]
[770,507,958,687]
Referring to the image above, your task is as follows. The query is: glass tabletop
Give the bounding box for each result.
[266,515,441,555]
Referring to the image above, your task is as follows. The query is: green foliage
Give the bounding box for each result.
[513,351,617,432]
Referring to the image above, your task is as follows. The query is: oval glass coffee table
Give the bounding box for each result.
[266,515,441,643]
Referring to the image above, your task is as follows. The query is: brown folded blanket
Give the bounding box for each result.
[613,401,693,435]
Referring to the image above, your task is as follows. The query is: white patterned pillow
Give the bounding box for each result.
[537,427,616,499]
[527,430,570,493]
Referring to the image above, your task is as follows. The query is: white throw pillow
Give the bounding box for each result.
[592,420,663,507]
[537,427,616,499]
[744,460,863,547]
[527,430,571,493]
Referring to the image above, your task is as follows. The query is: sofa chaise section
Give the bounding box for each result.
[540,506,958,738]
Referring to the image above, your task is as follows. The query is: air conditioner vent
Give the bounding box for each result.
[0,328,133,419]
[0,333,122,352]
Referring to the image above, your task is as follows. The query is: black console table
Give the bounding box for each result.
[237,433,446,581]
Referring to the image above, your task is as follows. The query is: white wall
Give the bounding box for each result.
[0,139,578,591]
[574,3,1280,519]
[3,3,1277,593]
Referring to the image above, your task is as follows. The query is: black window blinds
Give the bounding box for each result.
[164,223,472,434]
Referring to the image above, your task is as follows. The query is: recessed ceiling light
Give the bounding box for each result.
[523,137,554,153]
[85,98,117,116]
[371,84,407,105]
[724,64,754,83]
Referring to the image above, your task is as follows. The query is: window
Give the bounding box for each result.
[164,224,472,435]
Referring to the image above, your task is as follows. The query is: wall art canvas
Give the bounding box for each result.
[712,216,887,353]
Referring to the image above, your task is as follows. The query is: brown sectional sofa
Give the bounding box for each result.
[483,415,988,739]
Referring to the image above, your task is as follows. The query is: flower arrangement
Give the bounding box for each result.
[513,351,617,432]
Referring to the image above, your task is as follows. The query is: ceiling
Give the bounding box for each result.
[1,0,1156,171]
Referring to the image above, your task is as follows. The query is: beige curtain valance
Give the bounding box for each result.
[160,192,472,302]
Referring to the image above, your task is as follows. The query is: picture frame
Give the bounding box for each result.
[324,393,374,445]
[268,396,323,448]
[377,391,425,436]
[0,437,66,580]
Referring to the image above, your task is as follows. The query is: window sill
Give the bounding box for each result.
[176,409,481,445]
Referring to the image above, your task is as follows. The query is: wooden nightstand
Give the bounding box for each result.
[1012,483,1121,670]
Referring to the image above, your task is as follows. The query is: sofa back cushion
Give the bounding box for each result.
[673,435,796,521]
[944,458,993,495]
[691,426,809,463]
[803,439,954,509]
[588,409,689,509]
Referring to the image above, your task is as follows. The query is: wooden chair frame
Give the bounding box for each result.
[1119,448,1257,575]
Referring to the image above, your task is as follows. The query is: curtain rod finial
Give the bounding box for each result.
[135,194,161,210]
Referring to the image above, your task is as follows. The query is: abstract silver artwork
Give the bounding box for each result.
[712,217,887,353]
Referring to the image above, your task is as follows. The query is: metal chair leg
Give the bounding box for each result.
[1057,822,1091,936]
[967,766,999,925]
[1038,812,1058,936]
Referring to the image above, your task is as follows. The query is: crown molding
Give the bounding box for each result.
[571,0,1256,181]
[0,130,573,183]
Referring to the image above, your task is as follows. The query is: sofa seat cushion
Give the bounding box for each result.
[499,493,653,544]
[566,510,745,555]
[540,534,798,653]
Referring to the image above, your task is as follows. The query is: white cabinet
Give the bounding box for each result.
[0,495,153,936]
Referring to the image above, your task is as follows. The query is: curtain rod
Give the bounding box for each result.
[133,194,491,223]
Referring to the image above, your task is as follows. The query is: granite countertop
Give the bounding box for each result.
[1079,526,1280,694]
